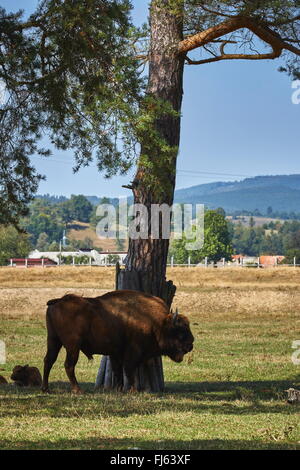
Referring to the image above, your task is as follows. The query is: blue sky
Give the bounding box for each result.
[1,0,299,197]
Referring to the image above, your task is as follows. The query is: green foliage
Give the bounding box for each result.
[107,254,121,264]
[22,198,65,245]
[230,219,300,256]
[67,195,93,223]
[170,209,233,263]
[0,0,143,225]
[60,254,91,265]
[36,232,50,251]
[134,96,180,199]
[89,197,111,228]
[0,225,31,265]
[170,209,300,260]
[280,248,300,264]
[201,210,233,262]
[21,195,94,246]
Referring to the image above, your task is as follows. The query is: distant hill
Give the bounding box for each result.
[36,174,300,215]
[174,175,300,214]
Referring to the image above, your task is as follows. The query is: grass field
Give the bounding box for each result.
[0,267,299,450]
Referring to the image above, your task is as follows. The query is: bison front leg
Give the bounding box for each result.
[64,348,82,395]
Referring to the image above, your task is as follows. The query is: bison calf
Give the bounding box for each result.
[11,365,42,387]
[42,290,194,394]
[0,375,8,385]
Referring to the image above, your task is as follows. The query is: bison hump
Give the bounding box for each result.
[47,294,83,306]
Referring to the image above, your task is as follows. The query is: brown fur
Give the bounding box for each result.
[11,365,42,387]
[0,375,8,385]
[42,290,194,394]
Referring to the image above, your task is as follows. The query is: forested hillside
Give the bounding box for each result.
[174,175,300,215]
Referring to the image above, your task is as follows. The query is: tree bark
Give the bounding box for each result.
[95,1,184,392]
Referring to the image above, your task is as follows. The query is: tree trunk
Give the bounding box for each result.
[95,1,184,392]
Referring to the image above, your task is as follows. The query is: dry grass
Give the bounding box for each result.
[0,288,109,319]
[0,266,115,288]
[1,266,300,320]
[168,266,300,290]
[1,265,300,289]
[68,222,117,250]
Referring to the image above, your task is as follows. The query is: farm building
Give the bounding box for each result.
[232,255,285,267]
[9,258,57,267]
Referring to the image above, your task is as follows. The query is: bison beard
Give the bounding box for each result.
[42,290,194,394]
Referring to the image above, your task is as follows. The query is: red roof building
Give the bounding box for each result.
[10,258,57,267]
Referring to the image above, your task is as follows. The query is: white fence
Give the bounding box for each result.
[6,256,300,268]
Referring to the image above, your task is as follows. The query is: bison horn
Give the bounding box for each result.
[172,308,178,325]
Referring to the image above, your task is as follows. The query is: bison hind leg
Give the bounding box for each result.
[110,357,124,391]
[42,336,62,393]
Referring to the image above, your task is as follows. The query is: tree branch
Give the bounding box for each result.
[178,15,300,63]
[179,16,251,54]
[185,50,281,66]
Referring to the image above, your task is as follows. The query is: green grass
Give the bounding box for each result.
[0,292,299,450]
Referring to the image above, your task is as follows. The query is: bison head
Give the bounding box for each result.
[11,365,29,383]
[162,309,194,363]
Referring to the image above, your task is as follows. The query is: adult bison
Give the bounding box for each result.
[42,290,194,394]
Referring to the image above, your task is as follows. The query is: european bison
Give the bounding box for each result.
[11,365,42,387]
[0,375,8,385]
[42,290,194,394]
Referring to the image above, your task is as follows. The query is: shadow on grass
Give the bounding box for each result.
[0,437,299,450]
[0,379,299,419]
[165,378,300,396]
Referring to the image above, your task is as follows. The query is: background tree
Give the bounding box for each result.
[201,210,233,262]
[0,226,31,265]
[281,248,300,264]
[68,195,93,223]
[57,200,74,228]
[36,232,50,251]
[169,209,233,264]
[23,199,64,245]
